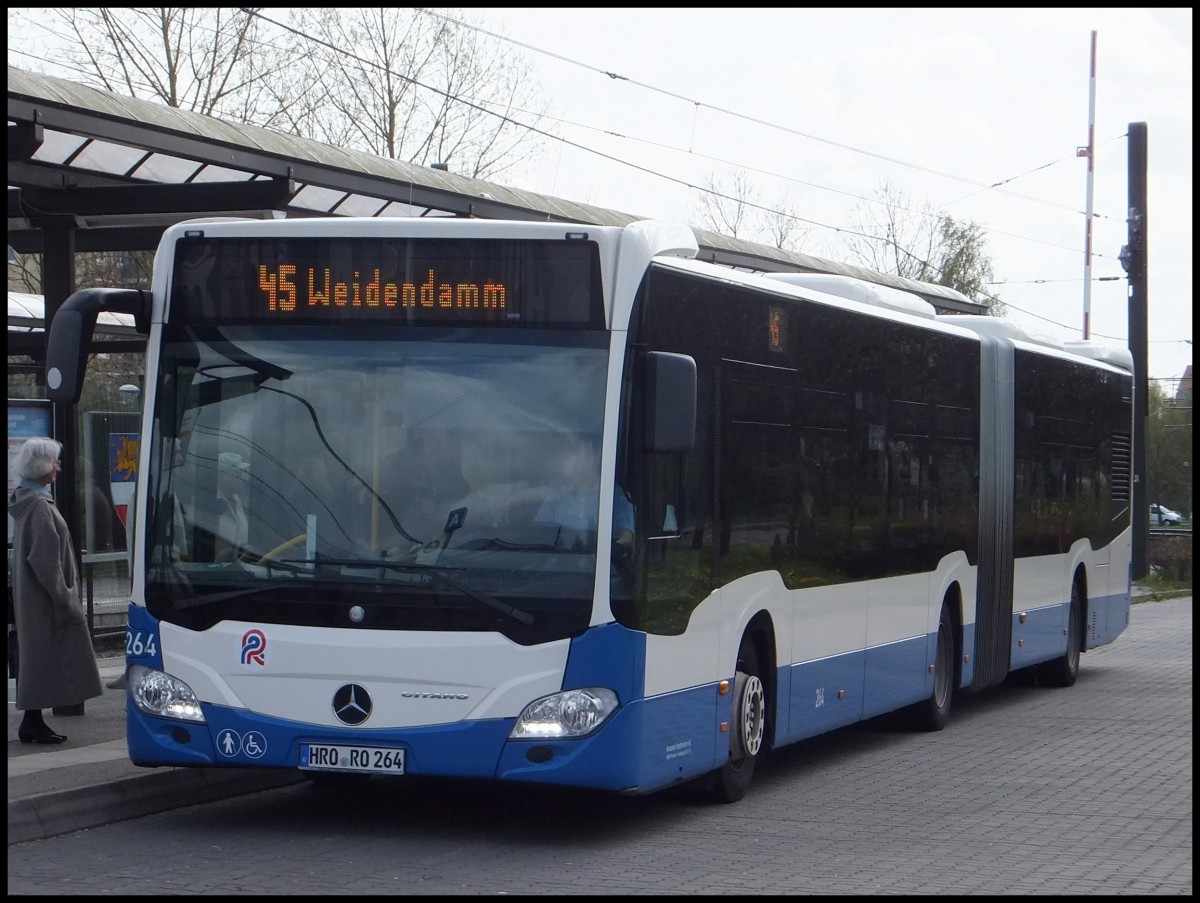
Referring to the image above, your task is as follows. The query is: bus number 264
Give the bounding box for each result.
[126,629,158,658]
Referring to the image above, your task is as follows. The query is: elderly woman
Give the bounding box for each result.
[8,437,103,744]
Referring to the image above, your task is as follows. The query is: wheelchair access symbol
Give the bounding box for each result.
[216,729,267,760]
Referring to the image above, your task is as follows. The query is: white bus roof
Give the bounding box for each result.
[763,273,936,319]
[937,313,1134,371]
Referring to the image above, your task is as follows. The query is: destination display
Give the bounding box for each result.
[169,235,604,327]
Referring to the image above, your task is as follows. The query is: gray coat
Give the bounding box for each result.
[8,486,103,710]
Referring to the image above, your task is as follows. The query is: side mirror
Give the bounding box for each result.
[45,288,150,403]
[645,351,696,453]
[45,305,88,403]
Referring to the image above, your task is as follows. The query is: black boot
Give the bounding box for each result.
[18,710,67,745]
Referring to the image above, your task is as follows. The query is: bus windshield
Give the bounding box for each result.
[144,325,612,643]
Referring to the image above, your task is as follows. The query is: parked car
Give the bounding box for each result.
[1149,504,1183,526]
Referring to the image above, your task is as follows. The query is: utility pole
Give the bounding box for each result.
[1078,31,1098,339]
[1122,122,1149,578]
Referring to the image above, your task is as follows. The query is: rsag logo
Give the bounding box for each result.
[240,628,267,666]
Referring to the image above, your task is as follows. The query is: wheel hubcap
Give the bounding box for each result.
[733,673,765,759]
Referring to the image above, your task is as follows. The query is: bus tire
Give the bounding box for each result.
[907,603,954,732]
[1038,582,1082,688]
[705,635,766,804]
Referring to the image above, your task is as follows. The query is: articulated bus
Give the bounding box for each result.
[46,217,1133,802]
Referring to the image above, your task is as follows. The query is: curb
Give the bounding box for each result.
[8,767,304,845]
[1133,589,1192,603]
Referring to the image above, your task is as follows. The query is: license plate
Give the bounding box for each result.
[299,743,406,774]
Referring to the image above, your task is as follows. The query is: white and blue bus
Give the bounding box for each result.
[46,217,1134,802]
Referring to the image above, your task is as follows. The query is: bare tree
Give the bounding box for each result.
[7,249,151,295]
[845,179,1002,311]
[844,179,940,281]
[12,8,551,179]
[7,251,41,295]
[416,11,551,180]
[277,9,550,180]
[693,170,813,252]
[75,251,154,292]
[693,169,759,240]
[13,8,293,120]
[760,197,812,253]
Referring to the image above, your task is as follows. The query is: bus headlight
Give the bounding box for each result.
[509,687,619,739]
[128,664,206,723]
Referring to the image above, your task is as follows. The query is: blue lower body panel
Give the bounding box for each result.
[127,686,724,796]
[127,701,513,778]
[496,683,720,793]
[127,617,725,796]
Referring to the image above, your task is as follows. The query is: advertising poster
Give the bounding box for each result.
[83,412,139,554]
[108,431,139,528]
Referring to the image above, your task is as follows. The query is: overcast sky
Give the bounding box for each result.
[8,8,1192,389]
[461,7,1192,389]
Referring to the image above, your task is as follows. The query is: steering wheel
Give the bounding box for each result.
[253,533,306,565]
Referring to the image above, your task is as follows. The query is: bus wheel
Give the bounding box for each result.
[908,603,954,732]
[1038,583,1082,688]
[705,636,766,804]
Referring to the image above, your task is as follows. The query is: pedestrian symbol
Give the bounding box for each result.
[217,729,241,757]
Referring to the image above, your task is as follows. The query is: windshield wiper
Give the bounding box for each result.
[169,582,301,610]
[148,557,311,609]
[281,558,535,626]
[453,535,562,553]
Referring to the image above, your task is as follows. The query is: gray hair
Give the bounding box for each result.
[15,436,63,481]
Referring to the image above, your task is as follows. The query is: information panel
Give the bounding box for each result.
[169,236,603,328]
